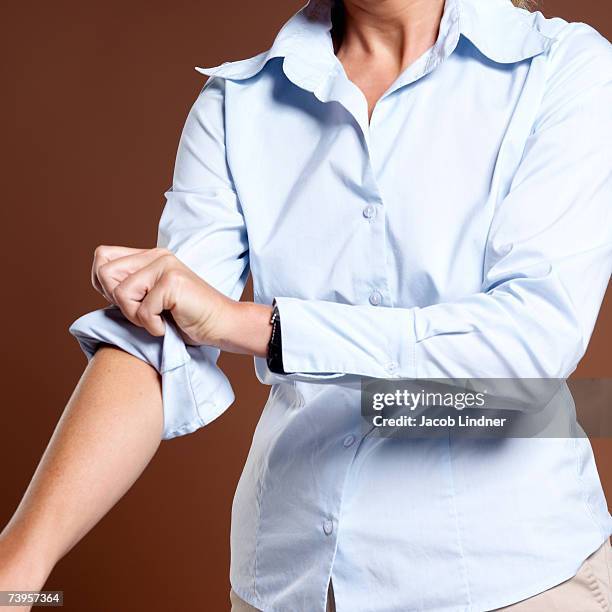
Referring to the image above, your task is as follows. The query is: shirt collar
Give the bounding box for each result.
[196,0,552,83]
[459,0,553,63]
[195,0,336,83]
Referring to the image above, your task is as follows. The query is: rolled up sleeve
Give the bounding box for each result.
[69,76,250,439]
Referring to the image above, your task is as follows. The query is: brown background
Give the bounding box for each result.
[1,1,611,610]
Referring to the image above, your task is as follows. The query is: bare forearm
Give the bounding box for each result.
[0,345,163,588]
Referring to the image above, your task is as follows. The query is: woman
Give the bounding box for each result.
[1,0,611,610]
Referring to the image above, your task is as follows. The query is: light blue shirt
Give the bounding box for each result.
[69,0,612,609]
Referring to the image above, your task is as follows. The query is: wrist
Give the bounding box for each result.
[0,530,53,591]
[217,301,273,357]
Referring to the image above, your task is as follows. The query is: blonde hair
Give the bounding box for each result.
[512,0,538,10]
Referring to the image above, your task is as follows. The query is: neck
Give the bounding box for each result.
[335,0,446,69]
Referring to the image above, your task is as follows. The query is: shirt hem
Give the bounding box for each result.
[476,528,612,612]
[229,527,612,612]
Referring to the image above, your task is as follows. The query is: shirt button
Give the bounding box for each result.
[323,519,334,536]
[385,361,398,374]
[362,204,376,219]
[343,434,356,448]
[369,290,382,306]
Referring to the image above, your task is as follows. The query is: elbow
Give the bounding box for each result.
[492,273,587,379]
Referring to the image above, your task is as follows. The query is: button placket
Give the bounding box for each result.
[358,97,393,325]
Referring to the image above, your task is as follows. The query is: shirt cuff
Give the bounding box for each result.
[272,296,417,380]
[68,304,235,439]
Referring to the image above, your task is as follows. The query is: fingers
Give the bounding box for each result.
[91,245,146,300]
[92,246,171,303]
[111,255,180,334]
[133,280,172,337]
[90,245,193,340]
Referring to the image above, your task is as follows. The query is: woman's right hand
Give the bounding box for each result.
[89,244,228,346]
[89,244,270,355]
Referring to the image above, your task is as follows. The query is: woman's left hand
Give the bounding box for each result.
[91,245,271,355]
